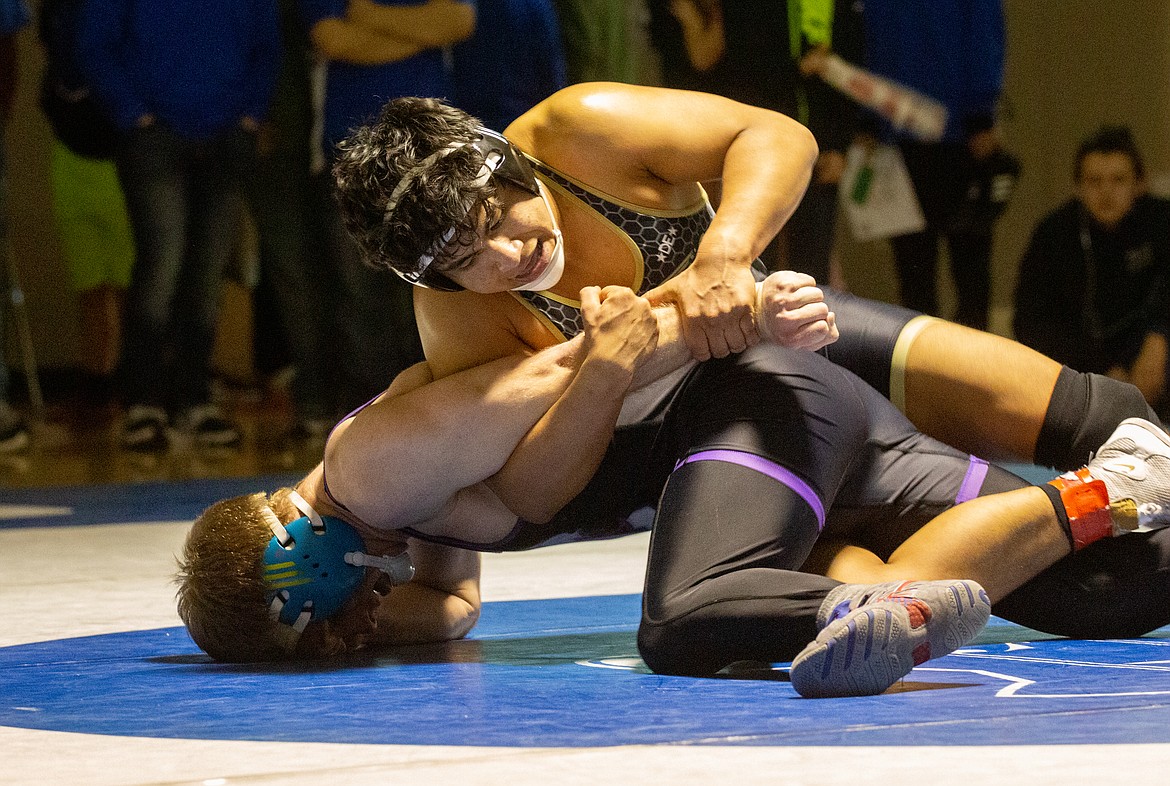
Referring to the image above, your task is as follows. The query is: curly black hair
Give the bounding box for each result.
[332,97,501,290]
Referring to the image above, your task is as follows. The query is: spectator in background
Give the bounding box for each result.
[77,0,281,452]
[38,0,134,422]
[0,0,29,453]
[245,0,335,446]
[648,0,866,286]
[452,0,566,132]
[553,0,658,85]
[862,0,1014,331]
[1014,126,1170,414]
[298,0,474,412]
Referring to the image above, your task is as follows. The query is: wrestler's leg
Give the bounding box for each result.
[635,346,993,692]
[800,371,1062,603]
[994,528,1170,638]
[813,488,1066,603]
[637,346,862,676]
[808,381,1170,636]
[823,287,1160,467]
[820,484,1170,639]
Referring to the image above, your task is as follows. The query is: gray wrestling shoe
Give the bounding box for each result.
[1078,418,1170,532]
[789,580,991,699]
[177,403,242,449]
[121,405,169,453]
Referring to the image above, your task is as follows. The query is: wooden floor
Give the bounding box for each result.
[0,378,321,490]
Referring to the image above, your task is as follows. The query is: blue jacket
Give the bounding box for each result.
[452,0,566,131]
[863,0,1004,143]
[300,0,472,156]
[77,0,281,138]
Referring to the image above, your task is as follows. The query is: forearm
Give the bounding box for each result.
[334,297,689,529]
[310,18,425,65]
[348,0,475,48]
[372,581,480,643]
[487,305,693,523]
[702,116,818,267]
[327,345,580,526]
[372,541,481,643]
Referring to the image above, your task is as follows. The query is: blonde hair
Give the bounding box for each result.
[175,488,300,662]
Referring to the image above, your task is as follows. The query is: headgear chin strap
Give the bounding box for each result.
[262,490,415,649]
[388,127,563,292]
[510,180,565,292]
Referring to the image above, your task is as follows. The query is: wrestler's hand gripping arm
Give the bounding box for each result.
[514,83,819,362]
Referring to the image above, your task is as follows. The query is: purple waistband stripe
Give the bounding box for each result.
[956,456,990,504]
[674,449,826,530]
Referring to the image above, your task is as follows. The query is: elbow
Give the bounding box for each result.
[448,596,481,639]
[442,7,476,44]
[792,122,820,171]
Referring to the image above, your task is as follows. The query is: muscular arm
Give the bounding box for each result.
[328,285,699,529]
[346,0,475,47]
[486,289,689,523]
[369,538,481,645]
[514,82,820,361]
[324,342,580,529]
[310,17,426,64]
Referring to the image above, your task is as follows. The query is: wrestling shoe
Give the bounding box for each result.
[1078,417,1170,532]
[121,405,169,452]
[177,404,242,449]
[789,580,991,698]
[0,401,29,453]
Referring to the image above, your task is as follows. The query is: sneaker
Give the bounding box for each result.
[121,405,170,452]
[1080,417,1170,532]
[0,402,29,453]
[789,579,991,698]
[282,416,333,447]
[178,403,242,449]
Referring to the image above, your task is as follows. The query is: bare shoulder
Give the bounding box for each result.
[414,287,547,378]
[508,82,764,198]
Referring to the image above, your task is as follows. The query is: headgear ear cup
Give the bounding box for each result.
[262,514,368,625]
[263,492,417,628]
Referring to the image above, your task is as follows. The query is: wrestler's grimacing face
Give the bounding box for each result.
[436,184,560,293]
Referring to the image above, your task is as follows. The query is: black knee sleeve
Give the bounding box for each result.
[637,570,833,677]
[1035,366,1161,470]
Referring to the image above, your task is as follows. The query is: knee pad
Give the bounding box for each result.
[1035,367,1161,470]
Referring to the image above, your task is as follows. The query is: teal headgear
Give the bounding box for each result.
[262,490,415,644]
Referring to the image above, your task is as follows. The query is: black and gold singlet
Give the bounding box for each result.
[511,158,714,341]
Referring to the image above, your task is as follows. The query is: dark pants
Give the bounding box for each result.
[892,141,992,331]
[116,124,255,410]
[246,152,333,420]
[319,177,424,412]
[0,139,11,399]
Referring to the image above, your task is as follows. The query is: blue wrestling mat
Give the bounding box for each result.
[3,594,1169,747]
